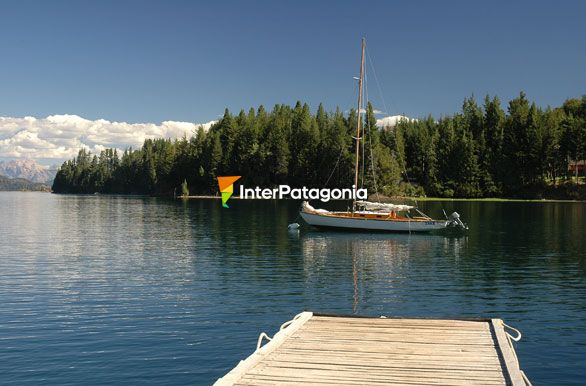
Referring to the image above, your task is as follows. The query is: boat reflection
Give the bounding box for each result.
[299,232,468,313]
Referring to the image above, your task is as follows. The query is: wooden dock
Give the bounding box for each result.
[215,312,530,386]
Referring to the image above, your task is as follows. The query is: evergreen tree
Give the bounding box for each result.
[263,105,290,184]
[502,92,531,192]
[483,95,505,194]
[434,118,457,196]
[51,95,586,199]
[181,179,189,197]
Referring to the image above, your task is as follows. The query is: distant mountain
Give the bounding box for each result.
[0,175,51,192]
[0,159,57,184]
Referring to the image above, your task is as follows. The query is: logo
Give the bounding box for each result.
[240,184,367,202]
[217,176,241,208]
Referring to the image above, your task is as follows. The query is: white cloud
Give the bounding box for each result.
[0,113,416,163]
[376,115,415,128]
[356,108,385,114]
[0,114,215,162]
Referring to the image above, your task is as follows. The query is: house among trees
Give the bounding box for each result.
[568,160,585,174]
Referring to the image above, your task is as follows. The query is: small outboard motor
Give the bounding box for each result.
[447,212,468,230]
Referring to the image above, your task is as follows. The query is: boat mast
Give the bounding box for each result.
[353,38,365,209]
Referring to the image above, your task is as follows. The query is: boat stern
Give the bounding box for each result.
[446,211,468,230]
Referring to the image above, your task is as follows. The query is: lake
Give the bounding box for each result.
[0,192,585,385]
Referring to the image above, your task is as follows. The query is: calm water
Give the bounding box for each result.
[0,192,585,385]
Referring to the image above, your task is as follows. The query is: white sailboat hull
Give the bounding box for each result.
[300,211,447,233]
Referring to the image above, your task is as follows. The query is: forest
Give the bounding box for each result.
[0,175,51,192]
[52,93,586,199]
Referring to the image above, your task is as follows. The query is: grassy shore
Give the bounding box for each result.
[177,195,583,203]
[374,183,586,203]
[370,191,586,203]
[402,196,583,203]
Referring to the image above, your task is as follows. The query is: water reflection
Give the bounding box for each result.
[300,232,468,313]
[1,193,585,386]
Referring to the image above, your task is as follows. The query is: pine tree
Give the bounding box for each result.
[51,96,585,199]
[435,118,457,196]
[483,95,505,194]
[181,179,189,197]
[503,92,530,192]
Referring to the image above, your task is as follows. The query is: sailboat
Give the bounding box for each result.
[300,39,467,233]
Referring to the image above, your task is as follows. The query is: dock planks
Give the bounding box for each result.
[215,312,529,386]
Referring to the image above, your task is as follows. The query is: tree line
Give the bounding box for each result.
[0,175,51,192]
[52,94,586,198]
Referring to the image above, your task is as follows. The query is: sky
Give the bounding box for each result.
[1,0,585,164]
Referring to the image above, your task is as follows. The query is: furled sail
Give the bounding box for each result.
[355,201,413,212]
[302,201,330,214]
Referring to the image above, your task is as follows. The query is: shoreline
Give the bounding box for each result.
[402,196,585,203]
[175,195,586,203]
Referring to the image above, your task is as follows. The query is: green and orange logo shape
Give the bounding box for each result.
[217,176,241,208]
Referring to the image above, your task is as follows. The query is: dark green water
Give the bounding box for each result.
[0,192,585,385]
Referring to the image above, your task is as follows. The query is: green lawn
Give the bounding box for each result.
[404,196,581,203]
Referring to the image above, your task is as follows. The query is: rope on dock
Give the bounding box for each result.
[215,312,313,386]
[255,332,272,350]
[503,321,522,341]
[279,312,304,331]
[256,312,307,350]
[500,320,532,386]
[218,314,530,386]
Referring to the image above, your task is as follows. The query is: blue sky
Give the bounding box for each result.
[0,1,585,164]
[1,0,584,123]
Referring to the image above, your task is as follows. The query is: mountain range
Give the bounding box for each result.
[0,159,57,184]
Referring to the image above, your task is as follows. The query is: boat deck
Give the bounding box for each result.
[214,312,529,386]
